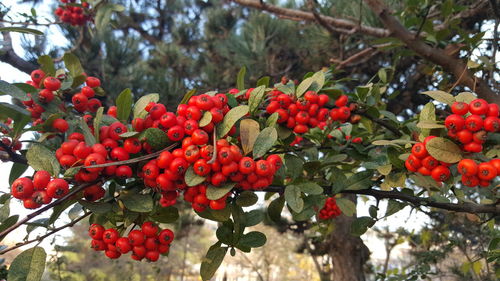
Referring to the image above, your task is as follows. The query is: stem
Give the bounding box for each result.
[0,212,90,255]
[0,141,28,165]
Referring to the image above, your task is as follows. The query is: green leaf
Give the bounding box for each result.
[240,119,260,155]
[275,81,295,95]
[80,118,96,146]
[238,231,266,248]
[345,171,373,190]
[37,55,56,76]
[308,71,325,92]
[256,76,270,87]
[248,85,266,113]
[120,193,153,213]
[284,154,303,179]
[236,66,246,90]
[416,120,446,129]
[419,102,436,121]
[425,137,462,163]
[252,127,277,159]
[455,92,476,103]
[243,210,264,226]
[93,107,104,141]
[420,90,455,105]
[385,200,406,217]
[266,112,279,128]
[199,111,212,127]
[9,162,29,185]
[116,88,133,121]
[336,197,356,216]
[185,166,206,187]
[0,26,43,35]
[134,93,159,118]
[236,191,258,207]
[95,3,118,33]
[26,144,60,176]
[149,206,179,223]
[295,77,313,98]
[141,128,168,151]
[293,181,323,195]
[179,89,196,105]
[78,200,111,215]
[285,185,304,213]
[350,216,375,236]
[0,199,10,222]
[62,53,84,77]
[217,105,249,138]
[0,80,30,101]
[206,183,235,200]
[200,245,227,281]
[0,215,19,235]
[268,196,285,222]
[7,247,46,281]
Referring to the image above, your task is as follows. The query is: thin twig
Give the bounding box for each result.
[0,141,27,165]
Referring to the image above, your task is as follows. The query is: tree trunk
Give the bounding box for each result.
[327,196,370,281]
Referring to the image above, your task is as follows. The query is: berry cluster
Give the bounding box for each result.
[0,137,22,152]
[318,197,342,220]
[55,0,91,26]
[10,171,69,209]
[88,222,174,262]
[457,159,499,187]
[405,136,452,183]
[445,99,499,152]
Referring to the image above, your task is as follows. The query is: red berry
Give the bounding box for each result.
[52,118,69,133]
[431,166,450,182]
[457,159,478,176]
[411,143,428,159]
[43,76,61,91]
[141,222,159,237]
[115,237,132,254]
[478,163,497,181]
[469,99,488,115]
[86,76,101,88]
[451,102,469,115]
[46,179,69,199]
[89,224,105,240]
[444,114,464,131]
[465,115,484,132]
[158,229,174,245]
[11,177,34,199]
[128,230,145,246]
[33,170,51,191]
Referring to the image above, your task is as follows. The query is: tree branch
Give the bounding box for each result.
[0,212,90,255]
[0,23,38,74]
[230,0,390,37]
[0,140,28,165]
[363,0,498,103]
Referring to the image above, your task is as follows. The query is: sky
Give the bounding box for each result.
[0,0,436,267]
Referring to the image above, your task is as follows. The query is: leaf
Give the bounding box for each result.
[243,210,264,226]
[179,89,196,105]
[185,166,206,187]
[350,216,375,236]
[248,85,266,113]
[94,3,116,33]
[7,247,46,281]
[275,81,295,95]
[268,196,285,222]
[419,102,436,121]
[236,191,258,207]
[308,71,325,92]
[238,231,266,248]
[26,144,60,176]
[240,119,260,155]
[236,66,246,90]
[293,181,323,195]
[199,111,212,127]
[120,193,153,213]
[62,53,84,77]
[133,93,159,118]
[78,200,111,215]
[336,197,356,216]
[9,162,29,185]
[149,206,179,223]
[385,200,406,217]
[266,112,279,128]
[217,105,249,138]
[295,77,313,98]
[206,183,235,200]
[285,185,304,213]
[425,137,462,163]
[37,55,56,76]
[0,26,43,35]
[256,76,270,87]
[80,118,96,146]
[455,92,476,103]
[345,171,373,190]
[420,90,455,105]
[142,128,168,151]
[284,154,303,179]
[0,80,30,101]
[93,107,104,141]
[200,245,227,281]
[377,164,392,176]
[416,120,446,129]
[0,215,18,236]
[252,127,277,158]
[116,88,133,121]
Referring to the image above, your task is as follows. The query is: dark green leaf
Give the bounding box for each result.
[200,245,227,281]
[385,200,406,217]
[238,231,266,248]
[243,210,264,227]
[0,26,43,35]
[7,247,46,281]
[0,80,30,101]
[350,216,375,236]
[9,162,28,185]
[120,193,153,213]
[80,118,96,146]
[345,171,373,190]
[336,197,356,216]
[185,166,206,187]
[149,206,179,223]
[141,128,168,151]
[284,154,303,179]
[93,107,104,141]
[253,127,277,158]
[26,144,60,176]
[79,200,112,215]
[293,181,323,195]
[206,182,235,200]
[0,215,19,236]
[37,55,56,76]
[285,185,304,213]
[235,191,258,207]
[115,88,133,121]
[268,196,285,222]
[62,53,84,77]
[217,105,249,138]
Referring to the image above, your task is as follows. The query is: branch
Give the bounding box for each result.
[261,186,500,214]
[0,212,90,255]
[0,140,28,165]
[230,0,390,38]
[331,43,391,69]
[0,23,38,74]
[0,180,98,240]
[363,0,498,103]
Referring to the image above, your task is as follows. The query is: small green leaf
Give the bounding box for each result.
[425,137,462,163]
[268,196,285,222]
[416,120,446,129]
[308,70,325,92]
[141,128,168,151]
[256,76,270,87]
[79,200,112,215]
[236,66,246,90]
[0,215,19,235]
[199,111,212,127]
[243,209,264,226]
[119,132,139,138]
[296,77,313,98]
[26,144,60,176]
[185,166,207,187]
[0,26,43,35]
[134,93,159,119]
[293,181,323,195]
[285,185,304,213]
[206,182,235,200]
[9,162,29,185]
[344,171,373,190]
[180,89,196,105]
[350,216,375,236]
[238,231,266,248]
[455,92,476,103]
[200,245,227,281]
[0,80,30,101]
[116,88,133,121]
[37,55,56,76]
[7,247,46,281]
[63,53,84,77]
[120,193,153,213]
[266,112,279,128]
[385,200,406,217]
[217,105,249,138]
[93,107,104,141]
[248,85,266,113]
[149,206,179,223]
[80,118,96,146]
[236,191,258,207]
[336,197,356,216]
[252,127,277,159]
[420,90,455,105]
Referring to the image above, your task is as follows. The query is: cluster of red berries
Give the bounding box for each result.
[55,0,91,26]
[0,137,22,152]
[405,136,452,183]
[10,171,69,209]
[445,99,499,152]
[457,159,499,187]
[88,222,174,262]
[318,197,342,220]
